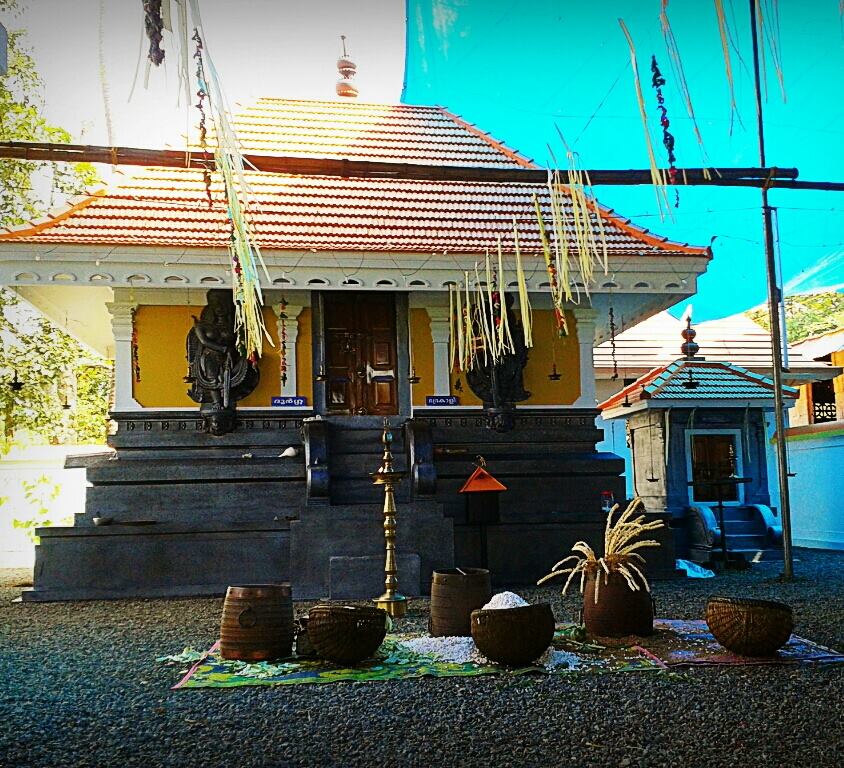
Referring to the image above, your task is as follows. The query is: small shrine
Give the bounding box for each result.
[598,316,799,566]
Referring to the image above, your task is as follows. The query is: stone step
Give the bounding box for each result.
[330,477,411,505]
[720,506,757,522]
[329,431,405,454]
[87,457,305,484]
[722,518,766,535]
[329,452,407,477]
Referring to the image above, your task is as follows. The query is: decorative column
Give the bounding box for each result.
[573,308,598,408]
[106,301,142,410]
[276,303,303,397]
[426,306,452,396]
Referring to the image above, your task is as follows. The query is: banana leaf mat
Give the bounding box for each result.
[161,622,844,689]
[163,628,661,689]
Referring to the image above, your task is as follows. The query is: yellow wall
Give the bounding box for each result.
[296,308,314,404]
[447,309,580,406]
[133,304,580,408]
[410,309,435,406]
[134,305,292,407]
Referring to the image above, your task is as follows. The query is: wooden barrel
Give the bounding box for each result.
[430,568,492,637]
[582,570,654,638]
[220,583,294,661]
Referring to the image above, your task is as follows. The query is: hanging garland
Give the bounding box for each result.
[191,25,271,362]
[192,31,214,209]
[608,305,618,381]
[650,55,680,208]
[658,1,711,173]
[618,19,672,220]
[131,308,141,383]
[279,297,288,388]
[142,0,166,66]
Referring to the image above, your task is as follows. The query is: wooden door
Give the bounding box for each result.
[323,293,398,415]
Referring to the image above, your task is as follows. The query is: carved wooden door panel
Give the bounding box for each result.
[323,293,398,415]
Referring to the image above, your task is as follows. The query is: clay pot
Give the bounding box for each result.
[582,569,654,638]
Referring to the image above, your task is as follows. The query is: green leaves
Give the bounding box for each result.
[0,289,111,452]
[0,21,99,227]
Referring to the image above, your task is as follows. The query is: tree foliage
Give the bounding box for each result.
[747,290,844,344]
[0,0,98,227]
[0,289,112,452]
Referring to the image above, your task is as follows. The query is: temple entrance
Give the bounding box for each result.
[323,292,398,416]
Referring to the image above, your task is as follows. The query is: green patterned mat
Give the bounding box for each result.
[163,629,662,689]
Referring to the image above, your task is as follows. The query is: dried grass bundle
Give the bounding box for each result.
[538,498,664,603]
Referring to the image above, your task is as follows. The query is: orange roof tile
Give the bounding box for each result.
[0,98,710,258]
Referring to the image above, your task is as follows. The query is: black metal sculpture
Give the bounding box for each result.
[185,289,259,435]
[466,294,531,432]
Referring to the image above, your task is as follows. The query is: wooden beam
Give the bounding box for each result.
[0,140,822,189]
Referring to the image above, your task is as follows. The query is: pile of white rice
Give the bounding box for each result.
[395,592,581,670]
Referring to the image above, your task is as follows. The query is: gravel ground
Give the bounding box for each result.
[1,550,843,768]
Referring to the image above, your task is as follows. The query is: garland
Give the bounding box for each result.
[650,55,680,208]
[659,1,711,172]
[279,297,288,388]
[131,308,141,383]
[192,31,214,209]
[191,25,270,362]
[142,0,165,66]
[619,19,672,220]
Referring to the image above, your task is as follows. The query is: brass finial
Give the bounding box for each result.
[336,35,359,98]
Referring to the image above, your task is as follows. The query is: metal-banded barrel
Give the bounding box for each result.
[220,583,294,661]
[429,568,492,637]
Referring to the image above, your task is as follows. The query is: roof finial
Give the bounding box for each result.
[681,309,700,360]
[336,35,358,99]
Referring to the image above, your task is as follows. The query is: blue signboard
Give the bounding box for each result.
[425,395,459,406]
[271,396,308,407]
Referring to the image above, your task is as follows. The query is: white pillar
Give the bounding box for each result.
[426,306,452,396]
[106,301,142,410]
[573,307,598,408]
[276,303,303,397]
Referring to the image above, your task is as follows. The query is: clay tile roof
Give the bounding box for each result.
[0,98,710,257]
[598,360,799,412]
[594,311,830,373]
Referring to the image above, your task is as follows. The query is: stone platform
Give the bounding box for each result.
[22,407,650,601]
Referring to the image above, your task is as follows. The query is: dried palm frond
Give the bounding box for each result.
[537,498,664,602]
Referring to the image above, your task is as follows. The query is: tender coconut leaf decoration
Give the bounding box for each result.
[447,232,533,373]
[537,498,664,603]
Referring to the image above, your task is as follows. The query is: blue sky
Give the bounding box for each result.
[402,0,844,320]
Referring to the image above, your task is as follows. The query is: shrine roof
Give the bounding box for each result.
[594,311,833,375]
[598,359,799,413]
[0,98,710,257]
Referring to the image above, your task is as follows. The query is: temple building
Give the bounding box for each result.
[0,97,712,600]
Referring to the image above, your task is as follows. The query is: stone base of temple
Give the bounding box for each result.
[21,407,676,602]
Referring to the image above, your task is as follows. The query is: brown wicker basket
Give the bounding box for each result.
[705,597,794,657]
[470,603,555,667]
[307,605,388,664]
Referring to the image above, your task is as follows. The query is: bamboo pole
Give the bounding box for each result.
[749,0,794,581]
[0,140,827,188]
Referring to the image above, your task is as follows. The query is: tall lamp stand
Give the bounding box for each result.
[371,418,408,618]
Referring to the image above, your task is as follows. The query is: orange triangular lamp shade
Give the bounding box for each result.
[458,466,507,494]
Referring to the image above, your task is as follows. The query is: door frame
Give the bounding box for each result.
[685,428,745,506]
[311,290,411,419]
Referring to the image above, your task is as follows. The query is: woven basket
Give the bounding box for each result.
[470,603,555,667]
[705,597,794,657]
[307,605,388,664]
